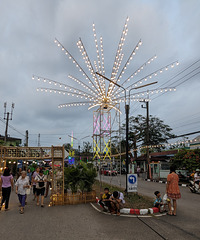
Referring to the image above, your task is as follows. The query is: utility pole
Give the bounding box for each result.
[3,102,15,143]
[25,130,29,146]
[78,145,81,162]
[141,100,152,179]
[38,133,40,147]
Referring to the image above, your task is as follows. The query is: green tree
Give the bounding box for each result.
[121,114,176,154]
[81,141,93,162]
[64,166,80,193]
[172,149,200,172]
[64,143,73,152]
[78,162,97,192]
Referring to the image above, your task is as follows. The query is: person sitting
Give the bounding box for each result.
[153,191,163,212]
[99,187,111,211]
[110,191,125,216]
[194,169,200,188]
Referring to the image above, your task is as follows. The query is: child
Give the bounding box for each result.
[154,191,163,212]
[99,187,111,211]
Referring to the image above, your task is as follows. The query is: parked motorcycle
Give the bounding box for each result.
[189,180,200,194]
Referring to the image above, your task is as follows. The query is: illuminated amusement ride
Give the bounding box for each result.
[33,17,179,165]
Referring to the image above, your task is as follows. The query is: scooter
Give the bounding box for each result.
[189,180,200,194]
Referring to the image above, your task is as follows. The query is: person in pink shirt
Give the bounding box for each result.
[0,168,14,211]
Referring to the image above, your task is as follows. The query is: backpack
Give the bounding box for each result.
[38,175,45,188]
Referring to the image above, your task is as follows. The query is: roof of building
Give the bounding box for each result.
[150,150,178,157]
[191,135,200,144]
[0,135,22,143]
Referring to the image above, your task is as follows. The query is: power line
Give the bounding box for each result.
[158,59,200,88]
[152,64,200,101]
[168,130,200,139]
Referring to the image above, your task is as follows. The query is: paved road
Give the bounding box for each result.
[97,174,200,239]
[0,184,199,240]
[0,192,162,240]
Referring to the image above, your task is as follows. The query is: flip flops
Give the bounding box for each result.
[167,212,173,216]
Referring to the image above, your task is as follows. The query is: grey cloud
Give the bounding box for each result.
[0,0,200,146]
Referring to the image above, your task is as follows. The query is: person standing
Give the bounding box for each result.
[27,169,32,185]
[194,169,200,188]
[15,171,30,214]
[0,168,14,211]
[166,165,181,216]
[136,166,141,177]
[34,169,47,207]
[32,167,40,201]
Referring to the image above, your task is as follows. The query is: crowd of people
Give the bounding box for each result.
[0,167,51,214]
[1,164,199,217]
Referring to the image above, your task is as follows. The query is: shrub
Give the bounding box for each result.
[64,163,97,193]
[64,166,80,193]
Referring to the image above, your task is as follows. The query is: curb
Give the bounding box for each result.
[144,179,188,187]
[96,198,159,215]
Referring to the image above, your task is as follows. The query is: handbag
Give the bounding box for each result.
[26,188,31,195]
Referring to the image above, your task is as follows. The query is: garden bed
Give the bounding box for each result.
[93,180,153,209]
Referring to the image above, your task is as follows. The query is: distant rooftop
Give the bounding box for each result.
[0,135,22,145]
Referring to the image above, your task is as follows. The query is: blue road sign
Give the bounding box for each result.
[127,174,138,192]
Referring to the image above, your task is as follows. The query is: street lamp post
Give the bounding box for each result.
[96,72,157,193]
[95,72,130,192]
[140,99,152,179]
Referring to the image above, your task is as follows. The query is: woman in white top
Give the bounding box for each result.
[15,171,30,214]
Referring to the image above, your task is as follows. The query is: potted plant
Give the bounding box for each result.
[64,166,80,204]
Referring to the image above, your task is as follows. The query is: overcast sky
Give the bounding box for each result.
[0,0,200,148]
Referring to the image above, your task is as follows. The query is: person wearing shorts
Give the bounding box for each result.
[154,191,163,212]
[34,169,47,207]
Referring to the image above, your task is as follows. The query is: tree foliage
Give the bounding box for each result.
[64,163,97,193]
[81,141,93,162]
[172,149,200,172]
[122,115,175,151]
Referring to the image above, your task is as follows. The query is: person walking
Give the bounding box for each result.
[0,168,14,211]
[32,167,40,201]
[27,169,32,185]
[166,165,181,216]
[15,171,30,214]
[34,169,47,207]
